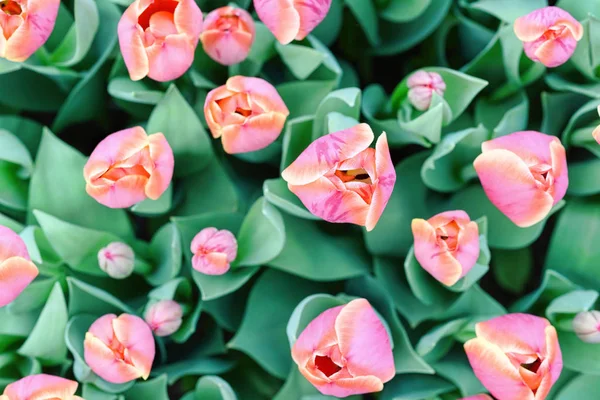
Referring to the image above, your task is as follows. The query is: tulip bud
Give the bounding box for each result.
[191,227,237,275]
[144,300,183,337]
[573,311,600,343]
[201,6,255,66]
[407,70,446,111]
[98,242,135,279]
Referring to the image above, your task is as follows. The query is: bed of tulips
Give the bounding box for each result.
[2,0,600,399]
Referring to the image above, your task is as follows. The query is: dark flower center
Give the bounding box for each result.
[315,355,341,377]
[522,358,542,373]
[137,0,178,30]
[0,1,22,15]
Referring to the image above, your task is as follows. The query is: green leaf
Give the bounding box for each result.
[263,178,320,220]
[311,0,344,47]
[511,270,578,314]
[229,270,328,379]
[381,374,454,400]
[108,77,164,119]
[7,278,56,314]
[345,0,379,46]
[570,17,600,80]
[0,66,71,112]
[49,0,99,66]
[18,282,68,365]
[29,129,133,238]
[124,375,169,400]
[0,129,33,175]
[492,248,533,294]
[558,330,600,374]
[146,223,182,286]
[546,290,599,331]
[432,349,486,397]
[131,184,173,216]
[277,80,338,119]
[568,159,600,196]
[153,356,236,385]
[312,88,361,140]
[192,267,260,301]
[286,294,346,346]
[554,373,600,399]
[195,376,237,400]
[276,43,325,80]
[67,277,134,316]
[541,92,589,137]
[280,116,314,171]
[465,0,547,22]
[416,319,468,359]
[268,212,370,281]
[380,0,431,23]
[235,197,285,267]
[474,92,529,138]
[0,162,28,211]
[147,85,214,177]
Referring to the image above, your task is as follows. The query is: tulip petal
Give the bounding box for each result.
[173,0,203,41]
[118,5,150,81]
[335,299,395,383]
[84,333,142,384]
[292,305,344,368]
[365,134,396,231]
[294,0,332,40]
[411,219,463,286]
[145,133,174,200]
[192,252,231,275]
[282,124,374,186]
[145,33,195,82]
[455,221,480,279]
[220,112,287,154]
[227,76,289,115]
[0,225,30,262]
[316,375,384,398]
[474,149,554,227]
[87,175,149,209]
[464,338,535,400]
[0,257,38,307]
[549,137,568,205]
[112,314,155,380]
[475,314,551,356]
[461,395,493,400]
[533,35,578,68]
[3,374,78,400]
[427,210,471,228]
[514,6,581,42]
[481,131,557,166]
[254,0,300,45]
[201,29,253,66]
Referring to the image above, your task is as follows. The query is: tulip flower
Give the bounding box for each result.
[573,310,600,344]
[0,0,60,62]
[200,6,255,66]
[473,131,568,228]
[204,76,290,154]
[411,211,480,287]
[461,396,493,400]
[145,299,183,337]
[191,227,237,275]
[254,0,332,45]
[84,313,155,384]
[118,0,203,82]
[84,126,174,209]
[98,242,135,279]
[281,124,396,231]
[407,71,446,111]
[292,298,395,397]
[514,6,583,68]
[0,225,38,308]
[464,314,562,400]
[0,374,82,400]
[592,105,600,144]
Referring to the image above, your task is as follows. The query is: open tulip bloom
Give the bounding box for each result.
[0,225,38,308]
[282,124,396,231]
[0,374,82,400]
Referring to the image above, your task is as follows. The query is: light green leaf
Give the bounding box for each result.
[195,376,237,400]
[276,43,325,80]
[465,0,547,22]
[546,290,599,331]
[312,88,361,140]
[49,0,99,66]
[263,178,320,220]
[345,0,379,46]
[380,0,431,23]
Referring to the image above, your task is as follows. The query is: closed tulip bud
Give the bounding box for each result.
[0,374,82,400]
[407,71,446,111]
[514,7,583,68]
[201,6,255,66]
[191,227,237,275]
[0,225,38,307]
[573,311,600,344]
[98,242,135,279]
[144,300,183,337]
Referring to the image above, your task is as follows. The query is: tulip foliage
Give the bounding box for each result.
[4,0,600,399]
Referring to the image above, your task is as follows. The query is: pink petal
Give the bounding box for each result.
[2,0,60,62]
[173,0,203,42]
[464,338,535,400]
[293,0,333,41]
[145,300,183,336]
[112,314,156,380]
[192,252,231,275]
[253,0,300,45]
[473,149,554,228]
[427,210,471,228]
[524,33,578,68]
[201,7,255,66]
[0,225,30,262]
[145,33,195,82]
[282,124,374,186]
[220,112,288,154]
[292,305,344,368]
[316,375,384,398]
[411,219,463,286]
[335,299,395,383]
[145,133,174,200]
[480,131,556,166]
[475,314,551,356]
[514,6,583,42]
[84,333,142,384]
[549,138,568,205]
[365,134,396,231]
[0,257,39,307]
[118,4,150,81]
[455,221,480,280]
[226,76,289,115]
[2,374,78,400]
[460,396,493,400]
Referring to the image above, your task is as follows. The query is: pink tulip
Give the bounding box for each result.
[473,131,568,228]
[204,76,290,154]
[98,242,135,279]
[411,210,479,287]
[84,313,155,384]
[254,0,332,45]
[0,0,60,62]
[572,311,600,344]
[407,71,446,111]
[144,299,183,337]
[464,314,562,400]
[84,126,174,209]
[0,374,82,400]
[0,225,38,308]
[191,227,237,275]
[292,299,395,397]
[118,0,203,82]
[200,6,255,66]
[281,124,396,231]
[461,396,493,400]
[514,6,583,68]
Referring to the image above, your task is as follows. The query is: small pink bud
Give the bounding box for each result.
[144,300,183,337]
[201,6,255,66]
[98,242,135,279]
[573,311,600,344]
[190,227,237,275]
[407,70,446,111]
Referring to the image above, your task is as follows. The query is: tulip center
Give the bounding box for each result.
[543,25,567,41]
[436,220,460,251]
[216,15,240,32]
[530,163,553,192]
[315,355,342,377]
[138,0,178,30]
[102,164,151,182]
[0,0,21,15]
[234,107,252,117]
[522,357,542,373]
[335,168,372,184]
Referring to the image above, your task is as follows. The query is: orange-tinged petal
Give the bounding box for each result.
[549,137,568,204]
[480,131,556,166]
[118,4,149,81]
[316,375,384,398]
[0,257,38,307]
[254,0,300,44]
[292,305,344,368]
[282,124,374,186]
[335,299,395,383]
[461,395,493,400]
[365,133,396,231]
[474,149,554,227]
[221,112,287,154]
[87,175,149,209]
[112,314,155,380]
[455,220,480,280]
[173,0,203,42]
[475,314,551,356]
[145,132,174,200]
[427,210,470,228]
[2,374,79,400]
[226,76,289,115]
[514,6,581,42]
[201,29,254,66]
[531,33,578,68]
[191,227,237,275]
[293,0,333,41]
[464,338,535,400]
[146,33,195,82]
[84,333,142,384]
[0,225,29,262]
